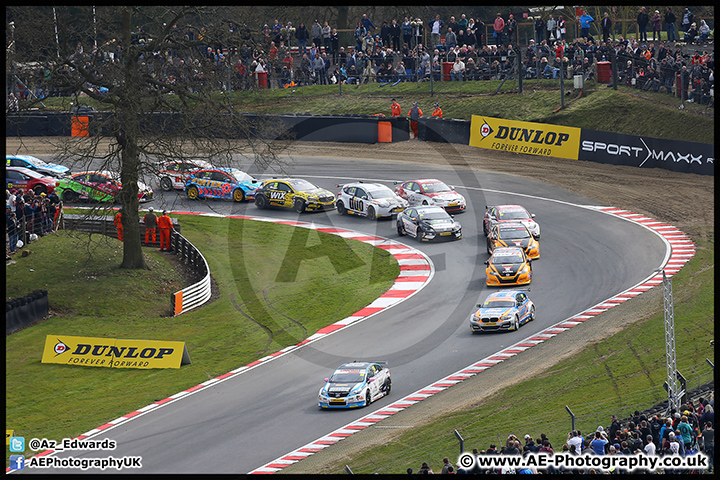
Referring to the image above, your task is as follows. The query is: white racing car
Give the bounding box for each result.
[318,361,391,409]
[335,182,408,219]
[394,178,466,213]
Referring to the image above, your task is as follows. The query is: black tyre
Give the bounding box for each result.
[529,305,535,322]
[367,206,376,220]
[397,221,406,236]
[364,389,372,407]
[294,199,305,213]
[336,200,346,215]
[487,240,494,255]
[384,378,392,395]
[159,177,173,191]
[33,184,47,196]
[512,315,520,331]
[255,194,268,209]
[61,189,79,203]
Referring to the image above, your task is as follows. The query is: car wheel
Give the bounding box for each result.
[367,206,376,220]
[397,222,405,236]
[159,177,173,191]
[232,189,245,202]
[512,315,520,331]
[294,199,305,213]
[33,185,47,196]
[187,185,200,200]
[384,378,392,395]
[487,240,493,255]
[529,305,535,322]
[483,220,489,236]
[61,190,79,203]
[336,200,346,215]
[364,389,372,407]
[422,200,428,205]
[255,194,268,209]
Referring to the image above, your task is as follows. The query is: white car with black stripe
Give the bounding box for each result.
[335,182,409,220]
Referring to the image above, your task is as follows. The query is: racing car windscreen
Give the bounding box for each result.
[422,181,450,193]
[329,370,365,383]
[484,300,515,308]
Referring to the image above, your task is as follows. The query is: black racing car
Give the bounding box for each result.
[396,205,462,242]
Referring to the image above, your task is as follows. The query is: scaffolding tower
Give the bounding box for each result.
[660,269,684,414]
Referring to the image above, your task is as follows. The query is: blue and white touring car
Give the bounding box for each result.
[318,361,391,409]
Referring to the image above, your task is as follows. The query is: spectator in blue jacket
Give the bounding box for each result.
[579,12,594,39]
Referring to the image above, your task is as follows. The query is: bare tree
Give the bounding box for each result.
[7,6,289,269]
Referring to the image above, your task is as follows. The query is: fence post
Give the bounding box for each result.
[454,429,464,453]
[565,405,575,432]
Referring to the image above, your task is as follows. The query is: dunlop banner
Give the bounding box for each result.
[41,335,191,369]
[469,116,581,160]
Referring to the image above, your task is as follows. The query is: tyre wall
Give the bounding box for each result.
[6,289,49,335]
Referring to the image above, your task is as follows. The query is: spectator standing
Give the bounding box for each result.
[401,17,412,49]
[534,16,545,45]
[651,10,662,42]
[330,29,339,64]
[556,15,566,41]
[458,14,468,34]
[295,23,309,54]
[157,210,174,252]
[6,207,18,255]
[390,98,401,116]
[445,28,457,50]
[664,8,677,42]
[701,421,714,473]
[590,429,609,455]
[413,18,424,50]
[637,7,649,42]
[311,20,322,52]
[505,14,517,45]
[380,21,391,51]
[428,15,443,49]
[579,11,594,40]
[143,207,157,245]
[546,14,557,42]
[390,19,401,52]
[361,13,376,33]
[601,12,612,43]
[114,209,123,242]
[441,457,452,474]
[407,102,423,139]
[678,415,694,447]
[493,13,505,46]
[322,21,332,56]
[681,8,694,33]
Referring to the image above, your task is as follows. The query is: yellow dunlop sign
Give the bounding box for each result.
[41,335,191,369]
[469,115,581,160]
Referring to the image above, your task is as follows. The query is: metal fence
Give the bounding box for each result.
[56,211,210,316]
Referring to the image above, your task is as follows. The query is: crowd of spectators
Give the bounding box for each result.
[5,9,713,102]
[6,188,60,260]
[407,394,714,475]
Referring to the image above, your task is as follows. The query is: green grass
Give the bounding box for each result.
[291,229,714,474]
[40,80,714,145]
[5,216,399,460]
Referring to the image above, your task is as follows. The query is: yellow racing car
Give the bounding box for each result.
[254,178,335,213]
[484,246,533,287]
[487,222,540,259]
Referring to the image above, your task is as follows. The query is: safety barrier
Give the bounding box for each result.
[168,231,211,316]
[60,213,209,315]
[6,290,49,335]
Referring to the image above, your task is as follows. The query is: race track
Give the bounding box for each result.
[29,154,670,474]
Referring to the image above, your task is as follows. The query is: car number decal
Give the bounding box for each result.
[348,198,364,212]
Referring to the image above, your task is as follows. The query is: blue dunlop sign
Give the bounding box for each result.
[579,129,714,176]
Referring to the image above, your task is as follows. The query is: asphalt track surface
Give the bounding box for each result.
[27,154,667,474]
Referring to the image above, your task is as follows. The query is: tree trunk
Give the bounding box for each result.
[118,7,147,270]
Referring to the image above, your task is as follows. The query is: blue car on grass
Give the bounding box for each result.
[184,168,259,202]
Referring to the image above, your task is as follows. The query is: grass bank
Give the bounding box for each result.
[5,216,399,458]
[39,80,713,145]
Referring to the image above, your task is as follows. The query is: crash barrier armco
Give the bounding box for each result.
[60,213,211,316]
[6,289,49,335]
[6,112,712,175]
